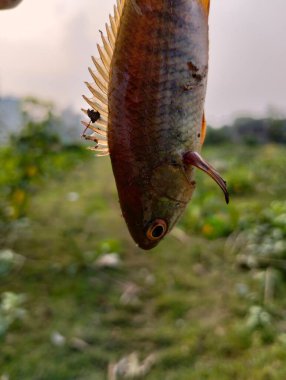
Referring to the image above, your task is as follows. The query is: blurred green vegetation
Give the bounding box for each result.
[205,117,286,146]
[1,108,286,379]
[0,100,87,221]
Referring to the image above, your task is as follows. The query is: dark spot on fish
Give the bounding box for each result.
[82,134,98,144]
[192,73,203,82]
[198,133,201,138]
[82,109,101,140]
[170,159,181,168]
[187,61,199,72]
[87,109,100,123]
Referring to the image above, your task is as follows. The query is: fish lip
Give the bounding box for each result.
[132,232,163,251]
[137,239,161,251]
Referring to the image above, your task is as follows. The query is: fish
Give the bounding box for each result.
[82,0,229,250]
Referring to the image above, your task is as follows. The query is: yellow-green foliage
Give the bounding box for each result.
[0,118,87,221]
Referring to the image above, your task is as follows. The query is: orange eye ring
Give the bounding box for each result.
[146,219,168,241]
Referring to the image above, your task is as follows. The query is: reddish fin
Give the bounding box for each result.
[183,151,229,204]
[199,0,210,15]
[201,112,207,145]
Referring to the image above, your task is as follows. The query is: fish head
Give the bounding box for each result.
[120,162,196,250]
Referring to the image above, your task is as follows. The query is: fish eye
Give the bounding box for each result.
[146,219,167,241]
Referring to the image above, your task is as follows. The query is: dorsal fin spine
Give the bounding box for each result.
[114,5,120,26]
[85,82,108,105]
[97,44,111,70]
[106,23,115,49]
[82,96,108,117]
[88,68,108,94]
[83,0,126,155]
[81,120,106,132]
[100,32,113,59]
[92,57,109,82]
[109,15,117,37]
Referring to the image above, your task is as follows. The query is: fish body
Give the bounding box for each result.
[82,0,228,250]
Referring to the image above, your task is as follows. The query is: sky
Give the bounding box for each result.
[0,0,286,126]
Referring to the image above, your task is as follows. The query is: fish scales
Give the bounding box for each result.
[109,0,208,156]
[108,0,209,247]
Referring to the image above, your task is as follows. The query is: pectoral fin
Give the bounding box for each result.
[183,151,229,204]
[200,112,207,145]
[199,0,210,15]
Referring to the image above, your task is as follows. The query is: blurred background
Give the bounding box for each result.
[1,1,286,379]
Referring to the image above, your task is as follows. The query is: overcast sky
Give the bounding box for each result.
[1,0,286,126]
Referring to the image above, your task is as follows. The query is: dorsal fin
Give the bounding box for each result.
[82,0,126,155]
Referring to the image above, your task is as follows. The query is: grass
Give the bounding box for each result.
[1,144,286,379]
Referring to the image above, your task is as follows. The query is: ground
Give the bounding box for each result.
[1,144,286,379]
